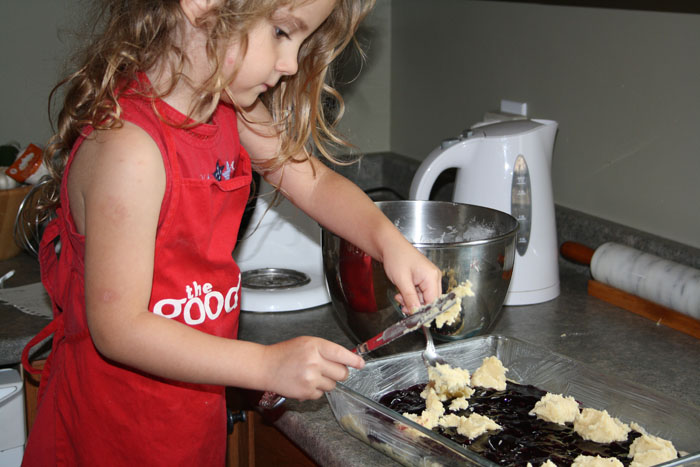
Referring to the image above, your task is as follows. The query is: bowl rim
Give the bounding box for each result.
[373,200,519,247]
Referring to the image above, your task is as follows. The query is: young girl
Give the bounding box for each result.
[22,0,442,464]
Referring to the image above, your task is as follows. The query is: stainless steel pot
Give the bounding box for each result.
[323,200,518,355]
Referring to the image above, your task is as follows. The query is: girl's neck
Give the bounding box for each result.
[146,18,217,123]
[145,68,215,124]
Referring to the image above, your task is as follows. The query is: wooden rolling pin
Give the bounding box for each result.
[561,241,700,339]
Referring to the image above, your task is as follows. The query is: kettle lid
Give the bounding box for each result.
[470,119,544,138]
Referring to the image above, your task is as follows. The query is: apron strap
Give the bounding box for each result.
[21,314,61,375]
[22,215,65,376]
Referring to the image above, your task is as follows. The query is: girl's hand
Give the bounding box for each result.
[383,242,443,314]
[264,336,365,401]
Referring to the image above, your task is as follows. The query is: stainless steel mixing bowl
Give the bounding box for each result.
[323,200,518,355]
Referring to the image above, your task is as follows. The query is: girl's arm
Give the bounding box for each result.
[239,100,442,312]
[73,122,362,400]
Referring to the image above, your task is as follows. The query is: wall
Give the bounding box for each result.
[390,0,700,248]
[336,0,392,154]
[3,1,698,249]
[1,0,391,153]
[0,1,82,147]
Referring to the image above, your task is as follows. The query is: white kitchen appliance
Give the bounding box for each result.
[233,179,330,312]
[0,368,25,467]
[410,119,559,305]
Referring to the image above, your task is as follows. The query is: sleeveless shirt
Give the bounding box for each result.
[22,74,252,466]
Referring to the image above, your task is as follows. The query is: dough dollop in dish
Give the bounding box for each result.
[378,356,678,467]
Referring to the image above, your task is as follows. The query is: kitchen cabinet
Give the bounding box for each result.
[226,410,317,467]
[22,359,44,435]
[226,390,317,467]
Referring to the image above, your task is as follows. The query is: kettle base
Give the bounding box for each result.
[504,282,560,306]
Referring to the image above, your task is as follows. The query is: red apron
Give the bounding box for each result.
[22,90,251,466]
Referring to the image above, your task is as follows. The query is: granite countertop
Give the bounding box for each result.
[3,252,700,465]
[0,253,45,366]
[0,255,700,466]
[238,264,700,466]
[4,151,700,465]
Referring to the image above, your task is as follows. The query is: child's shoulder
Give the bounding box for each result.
[77,122,163,174]
[69,121,166,231]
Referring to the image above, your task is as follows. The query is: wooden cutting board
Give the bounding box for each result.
[561,241,700,340]
[586,278,700,339]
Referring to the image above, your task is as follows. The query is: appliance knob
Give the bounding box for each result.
[460,129,486,140]
[440,138,460,150]
[227,409,247,434]
[440,138,460,151]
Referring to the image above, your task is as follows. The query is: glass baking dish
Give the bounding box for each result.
[326,335,700,466]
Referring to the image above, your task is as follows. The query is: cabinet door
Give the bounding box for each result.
[226,388,317,467]
[22,358,45,433]
[226,410,317,466]
[249,410,316,466]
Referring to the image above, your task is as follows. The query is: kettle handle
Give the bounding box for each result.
[409,138,482,200]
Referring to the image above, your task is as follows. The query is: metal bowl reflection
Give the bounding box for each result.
[323,200,518,355]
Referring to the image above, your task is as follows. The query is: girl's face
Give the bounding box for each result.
[223,0,336,108]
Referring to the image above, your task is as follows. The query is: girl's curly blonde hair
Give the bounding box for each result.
[38,0,375,216]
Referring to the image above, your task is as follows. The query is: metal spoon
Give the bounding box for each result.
[419,324,447,368]
[392,296,448,369]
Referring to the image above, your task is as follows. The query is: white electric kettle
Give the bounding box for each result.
[409,119,560,306]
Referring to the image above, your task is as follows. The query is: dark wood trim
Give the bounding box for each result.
[22,359,45,434]
[486,0,700,14]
